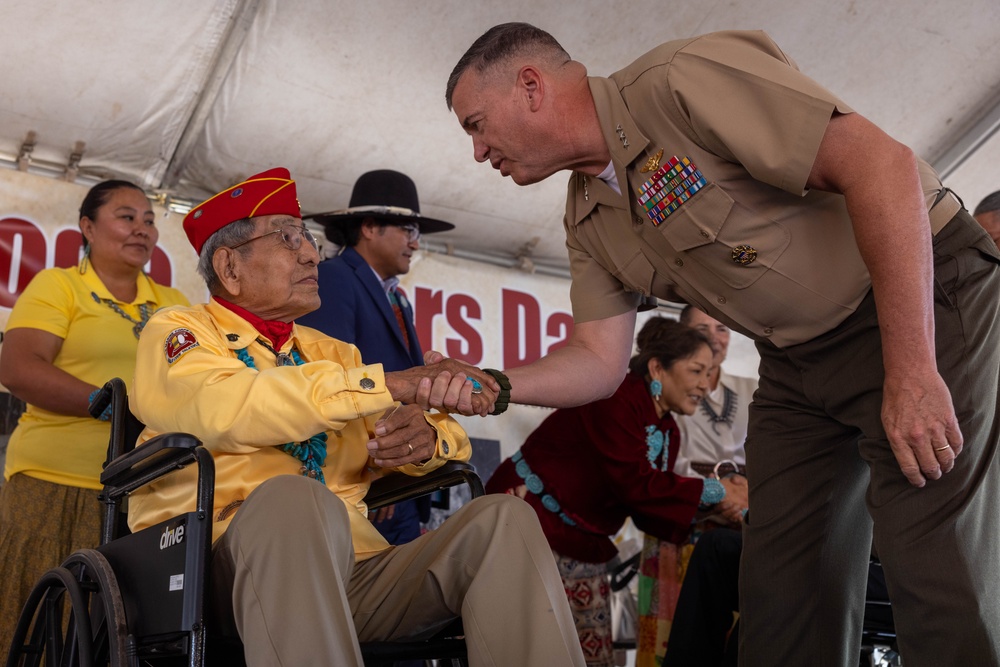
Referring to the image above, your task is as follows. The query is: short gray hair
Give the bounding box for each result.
[445,22,569,110]
[974,190,1000,217]
[197,218,257,294]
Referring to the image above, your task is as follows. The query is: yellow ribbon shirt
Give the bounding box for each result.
[127,299,471,559]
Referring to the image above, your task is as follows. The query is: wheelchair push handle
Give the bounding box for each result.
[89,381,114,420]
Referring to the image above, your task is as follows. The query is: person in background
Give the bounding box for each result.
[446,23,1000,665]
[486,317,748,667]
[673,305,757,479]
[636,305,756,665]
[661,526,742,667]
[0,180,189,656]
[299,169,455,546]
[973,189,1000,250]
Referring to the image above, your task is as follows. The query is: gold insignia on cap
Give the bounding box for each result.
[640,148,664,173]
[732,245,758,266]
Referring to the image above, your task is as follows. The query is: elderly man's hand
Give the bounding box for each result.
[366,403,438,467]
[385,354,499,416]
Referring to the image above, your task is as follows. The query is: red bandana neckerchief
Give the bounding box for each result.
[214,297,294,351]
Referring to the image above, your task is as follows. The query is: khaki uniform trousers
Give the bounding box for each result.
[210,474,586,667]
[740,210,1000,666]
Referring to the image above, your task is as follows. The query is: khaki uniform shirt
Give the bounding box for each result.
[128,299,471,559]
[565,30,959,347]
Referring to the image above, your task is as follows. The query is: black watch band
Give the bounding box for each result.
[482,368,511,415]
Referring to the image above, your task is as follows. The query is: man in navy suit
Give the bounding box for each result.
[299,170,455,545]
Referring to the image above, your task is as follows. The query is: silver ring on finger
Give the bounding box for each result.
[934,445,951,452]
[407,442,414,455]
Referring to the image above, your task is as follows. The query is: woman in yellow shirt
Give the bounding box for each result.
[0,180,189,653]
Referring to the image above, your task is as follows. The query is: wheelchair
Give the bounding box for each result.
[860,559,900,667]
[7,377,484,667]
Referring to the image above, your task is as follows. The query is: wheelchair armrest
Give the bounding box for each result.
[365,460,484,511]
[100,432,203,489]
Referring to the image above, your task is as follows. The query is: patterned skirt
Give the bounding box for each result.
[554,550,625,667]
[0,474,102,660]
[636,521,737,666]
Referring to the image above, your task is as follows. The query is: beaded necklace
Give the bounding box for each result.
[90,292,152,339]
[235,342,328,484]
[698,385,738,436]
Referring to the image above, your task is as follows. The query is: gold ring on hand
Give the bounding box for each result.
[407,443,414,455]
[934,445,951,452]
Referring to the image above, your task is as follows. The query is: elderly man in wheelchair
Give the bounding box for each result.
[9,167,585,667]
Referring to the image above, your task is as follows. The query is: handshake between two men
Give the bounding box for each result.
[366,351,503,468]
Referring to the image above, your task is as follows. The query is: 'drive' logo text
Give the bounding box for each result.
[159,521,186,550]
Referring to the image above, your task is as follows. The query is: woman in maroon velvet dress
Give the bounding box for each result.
[486,317,748,666]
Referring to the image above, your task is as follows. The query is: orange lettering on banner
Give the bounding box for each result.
[414,287,443,354]
[413,287,484,365]
[445,293,483,364]
[0,218,47,309]
[546,312,574,353]
[414,285,573,368]
[53,228,85,269]
[503,288,542,368]
[0,219,174,309]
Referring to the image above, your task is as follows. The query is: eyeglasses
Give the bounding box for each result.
[397,223,421,243]
[229,224,318,252]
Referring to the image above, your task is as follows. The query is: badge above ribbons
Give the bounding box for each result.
[635,155,707,226]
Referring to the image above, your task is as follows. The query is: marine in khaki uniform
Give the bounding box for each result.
[129,167,586,667]
[445,23,1000,666]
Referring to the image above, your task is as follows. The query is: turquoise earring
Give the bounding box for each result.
[78,243,90,275]
[650,379,662,399]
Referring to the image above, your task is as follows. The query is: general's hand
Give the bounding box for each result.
[366,403,437,467]
[882,369,963,487]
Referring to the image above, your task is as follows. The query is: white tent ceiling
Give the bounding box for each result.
[3,0,1000,275]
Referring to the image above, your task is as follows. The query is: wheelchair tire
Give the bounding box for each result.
[62,550,129,667]
[5,566,93,667]
[5,550,129,667]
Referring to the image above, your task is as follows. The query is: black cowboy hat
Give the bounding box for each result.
[304,169,455,235]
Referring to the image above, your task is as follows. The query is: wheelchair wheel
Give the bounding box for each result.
[6,549,129,667]
[6,566,93,667]
[63,550,129,667]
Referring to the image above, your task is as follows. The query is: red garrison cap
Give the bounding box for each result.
[182,167,301,253]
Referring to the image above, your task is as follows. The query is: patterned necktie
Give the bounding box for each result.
[388,288,410,349]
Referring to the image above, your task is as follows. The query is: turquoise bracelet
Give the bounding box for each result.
[699,477,726,510]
